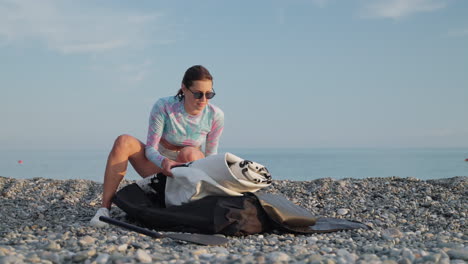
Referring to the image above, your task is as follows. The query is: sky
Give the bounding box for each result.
[1,0,467,151]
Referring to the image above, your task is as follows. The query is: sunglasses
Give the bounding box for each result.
[187,88,216,99]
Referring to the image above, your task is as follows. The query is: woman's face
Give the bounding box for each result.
[183,80,213,113]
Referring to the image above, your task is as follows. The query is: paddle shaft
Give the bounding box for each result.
[99,216,163,238]
[98,216,229,246]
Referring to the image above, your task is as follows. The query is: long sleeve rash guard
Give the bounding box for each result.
[145,96,224,168]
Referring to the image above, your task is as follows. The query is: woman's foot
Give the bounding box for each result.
[90,207,110,227]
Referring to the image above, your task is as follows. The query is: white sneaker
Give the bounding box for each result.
[90,208,110,228]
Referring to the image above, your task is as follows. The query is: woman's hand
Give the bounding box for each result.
[161,158,184,176]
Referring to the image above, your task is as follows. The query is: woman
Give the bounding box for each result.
[90,65,224,227]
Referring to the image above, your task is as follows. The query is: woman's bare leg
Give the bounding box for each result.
[101,134,161,209]
[176,147,205,162]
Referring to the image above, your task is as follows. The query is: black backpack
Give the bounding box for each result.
[113,181,370,236]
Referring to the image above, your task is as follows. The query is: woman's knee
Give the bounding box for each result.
[177,147,205,162]
[112,134,140,154]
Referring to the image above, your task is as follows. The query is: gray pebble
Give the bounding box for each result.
[449,261,467,264]
[382,228,403,239]
[447,249,468,261]
[78,236,96,247]
[38,252,60,264]
[307,237,319,244]
[0,256,24,264]
[44,241,61,251]
[72,252,88,263]
[322,247,333,253]
[397,258,412,264]
[266,251,290,263]
[337,208,349,215]
[306,254,323,263]
[400,248,415,262]
[117,244,127,252]
[93,253,110,264]
[136,249,152,263]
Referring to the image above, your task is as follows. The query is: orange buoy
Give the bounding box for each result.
[18,160,23,164]
[465,158,468,162]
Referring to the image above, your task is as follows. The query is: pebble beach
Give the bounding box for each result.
[0,176,466,264]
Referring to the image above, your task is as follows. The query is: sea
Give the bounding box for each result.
[1,148,467,182]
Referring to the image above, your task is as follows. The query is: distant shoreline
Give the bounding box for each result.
[1,175,467,183]
[0,175,468,180]
[2,148,467,182]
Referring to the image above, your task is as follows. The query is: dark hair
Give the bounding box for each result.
[176,65,213,101]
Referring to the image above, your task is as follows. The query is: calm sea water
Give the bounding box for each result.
[1,148,467,182]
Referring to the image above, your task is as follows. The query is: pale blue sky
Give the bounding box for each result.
[1,0,467,151]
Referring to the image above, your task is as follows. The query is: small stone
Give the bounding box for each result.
[0,247,11,256]
[136,249,152,263]
[117,244,127,252]
[306,254,322,263]
[86,249,97,258]
[422,254,441,263]
[119,236,129,244]
[389,248,401,257]
[45,241,61,251]
[450,261,467,264]
[191,249,208,256]
[397,258,412,264]
[438,242,464,249]
[361,254,380,262]
[0,256,24,264]
[266,251,290,263]
[382,228,403,239]
[25,254,41,263]
[61,250,75,262]
[39,252,60,264]
[424,233,435,239]
[211,247,229,256]
[72,252,88,263]
[336,249,357,263]
[78,236,96,247]
[93,253,110,264]
[199,253,214,260]
[337,209,349,215]
[438,251,450,264]
[103,245,116,253]
[447,249,468,261]
[255,254,266,264]
[337,180,348,187]
[307,237,318,244]
[335,257,347,264]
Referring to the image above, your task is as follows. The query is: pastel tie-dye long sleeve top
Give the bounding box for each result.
[145,96,224,168]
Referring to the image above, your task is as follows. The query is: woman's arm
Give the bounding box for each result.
[205,110,224,156]
[145,101,167,168]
